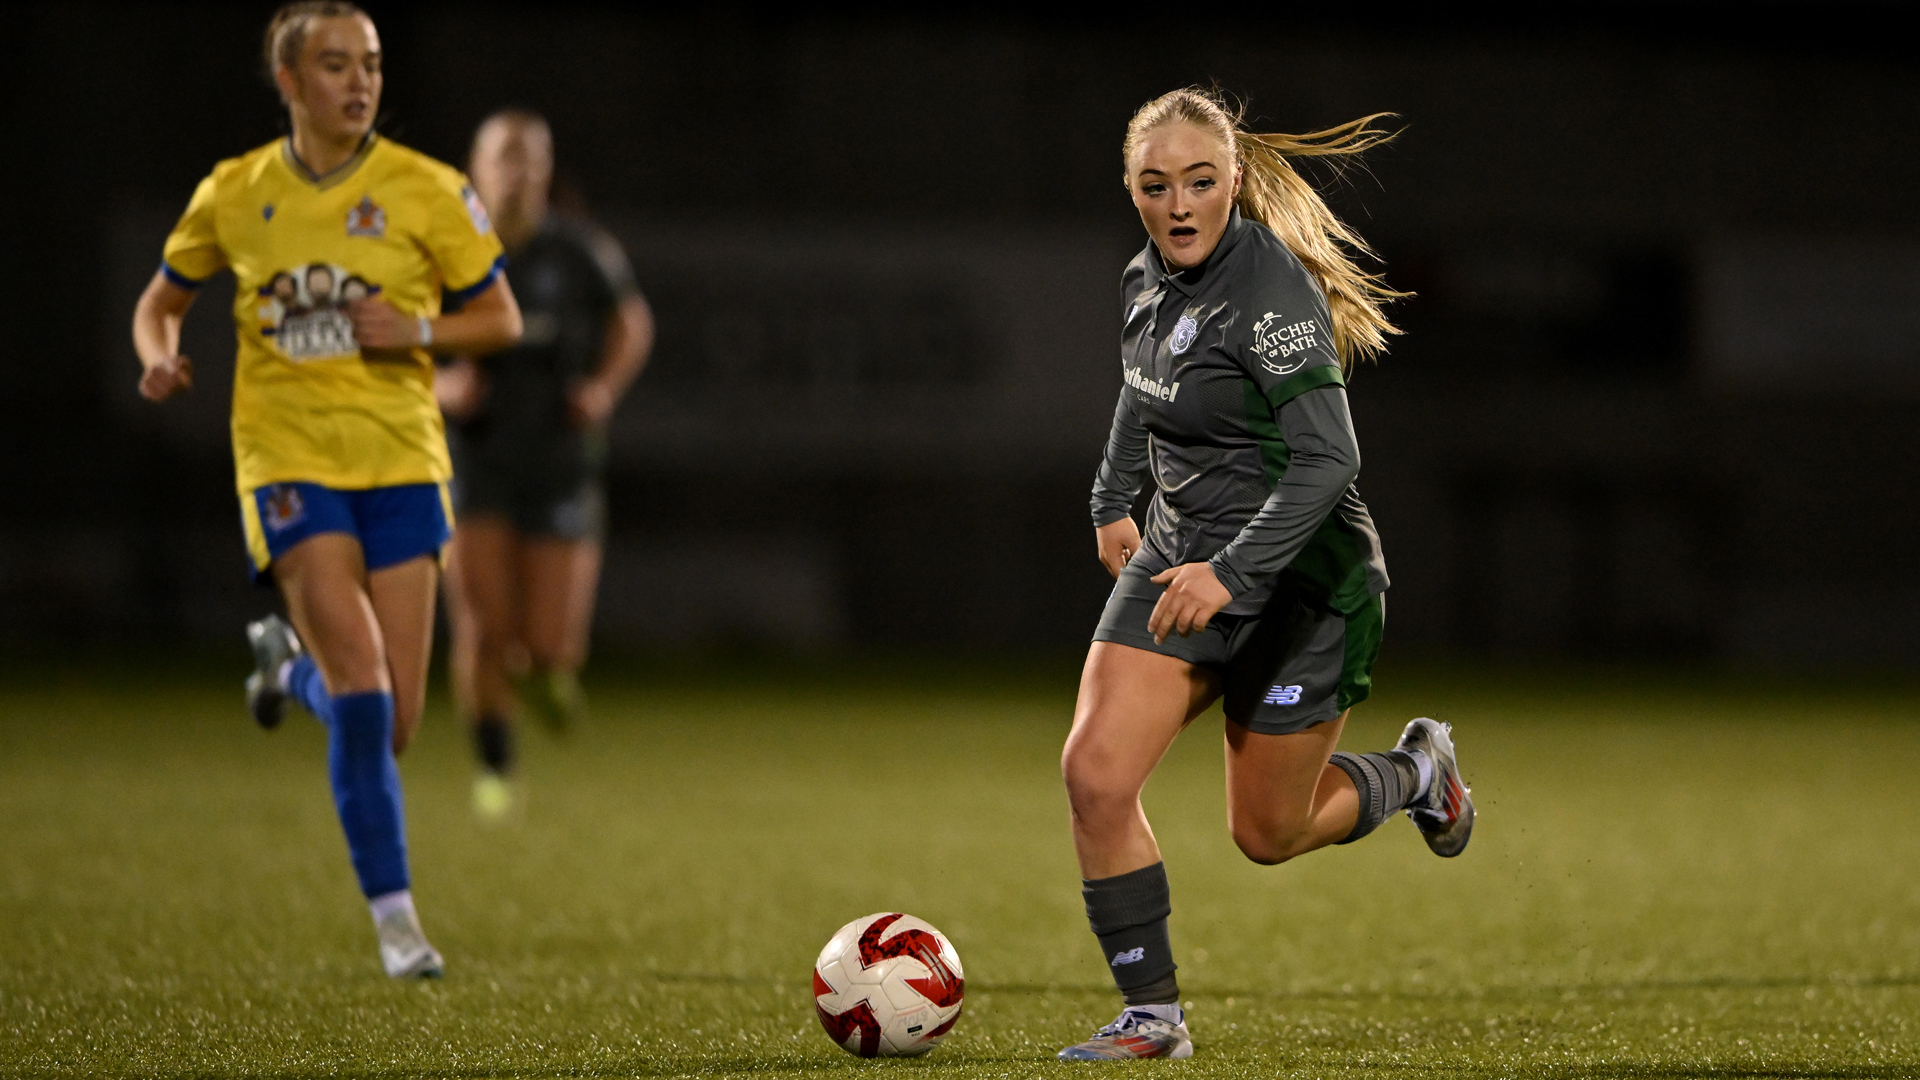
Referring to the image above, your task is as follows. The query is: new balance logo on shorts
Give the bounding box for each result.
[1110,947,1145,966]
[1264,684,1304,706]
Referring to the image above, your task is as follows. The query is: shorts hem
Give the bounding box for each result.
[1224,704,1344,737]
[1090,627,1215,669]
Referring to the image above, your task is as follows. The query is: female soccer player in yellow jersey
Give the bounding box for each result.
[129,1,523,979]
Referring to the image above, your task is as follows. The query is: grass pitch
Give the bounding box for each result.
[3,653,1917,1078]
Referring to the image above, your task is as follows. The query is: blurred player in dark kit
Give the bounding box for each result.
[436,110,653,819]
[1054,89,1475,1060]
[131,1,523,978]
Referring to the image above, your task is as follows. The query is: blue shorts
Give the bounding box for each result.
[241,481,452,582]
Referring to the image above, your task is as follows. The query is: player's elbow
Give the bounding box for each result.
[498,305,524,348]
[1321,445,1361,489]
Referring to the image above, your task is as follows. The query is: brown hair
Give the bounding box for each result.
[1124,88,1406,368]
[262,1,369,86]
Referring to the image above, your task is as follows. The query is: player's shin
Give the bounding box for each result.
[1328,748,1427,843]
[327,690,411,898]
[1083,861,1179,1005]
[473,713,514,775]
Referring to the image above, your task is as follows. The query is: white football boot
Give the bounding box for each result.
[243,614,303,730]
[1397,718,1474,857]
[1057,1004,1193,1061]
[374,903,445,979]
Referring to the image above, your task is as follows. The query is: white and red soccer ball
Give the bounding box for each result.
[812,912,965,1057]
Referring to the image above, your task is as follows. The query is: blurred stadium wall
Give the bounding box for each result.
[12,5,1919,663]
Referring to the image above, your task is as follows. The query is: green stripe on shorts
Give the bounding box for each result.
[1337,592,1385,713]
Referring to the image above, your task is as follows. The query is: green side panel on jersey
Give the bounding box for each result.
[1243,371,1376,618]
[1242,378,1292,486]
[1263,363,1346,411]
[1293,515,1378,616]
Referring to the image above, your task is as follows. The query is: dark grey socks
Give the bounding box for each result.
[1083,862,1180,1006]
[1328,749,1422,843]
[473,714,514,776]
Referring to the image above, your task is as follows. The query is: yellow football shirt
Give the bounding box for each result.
[162,135,505,494]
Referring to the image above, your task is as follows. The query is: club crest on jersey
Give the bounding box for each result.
[1250,312,1323,376]
[257,262,380,361]
[461,184,493,235]
[1169,314,1199,355]
[263,484,306,531]
[345,196,386,238]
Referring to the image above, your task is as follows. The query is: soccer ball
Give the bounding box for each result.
[812,912,965,1057]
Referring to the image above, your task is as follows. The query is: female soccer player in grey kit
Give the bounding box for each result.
[1055,89,1475,1061]
[437,110,652,818]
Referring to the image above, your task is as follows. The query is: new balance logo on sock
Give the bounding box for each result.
[1110,947,1146,966]
[1264,684,1303,706]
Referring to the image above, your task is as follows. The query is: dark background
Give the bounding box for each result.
[9,3,1918,666]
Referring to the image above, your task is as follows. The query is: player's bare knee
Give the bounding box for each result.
[1230,815,1312,865]
[1062,768,1140,833]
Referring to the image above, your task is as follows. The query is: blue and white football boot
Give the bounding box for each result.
[1057,1004,1193,1061]
[244,614,303,731]
[1397,718,1474,857]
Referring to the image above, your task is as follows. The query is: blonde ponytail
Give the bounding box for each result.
[1124,89,1407,369]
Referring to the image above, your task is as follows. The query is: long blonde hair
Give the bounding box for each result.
[1124,88,1405,368]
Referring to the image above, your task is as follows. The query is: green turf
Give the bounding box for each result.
[3,655,1917,1078]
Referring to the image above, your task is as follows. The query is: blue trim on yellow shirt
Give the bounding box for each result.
[160,262,206,290]
[445,254,506,305]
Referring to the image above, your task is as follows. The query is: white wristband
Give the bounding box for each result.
[417,316,433,347]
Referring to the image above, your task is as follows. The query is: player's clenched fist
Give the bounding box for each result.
[1095,517,1142,579]
[346,296,425,350]
[139,354,194,402]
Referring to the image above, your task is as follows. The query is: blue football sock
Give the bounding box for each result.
[327,691,411,898]
[287,654,333,724]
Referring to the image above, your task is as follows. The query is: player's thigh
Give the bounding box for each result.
[1224,711,1349,845]
[446,512,521,644]
[367,555,439,753]
[274,532,387,695]
[517,535,601,671]
[1063,641,1220,805]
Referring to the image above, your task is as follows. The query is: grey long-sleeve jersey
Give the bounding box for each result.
[1090,209,1389,617]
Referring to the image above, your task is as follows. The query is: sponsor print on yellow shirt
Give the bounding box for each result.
[161,134,505,495]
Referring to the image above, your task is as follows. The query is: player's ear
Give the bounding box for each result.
[273,63,298,107]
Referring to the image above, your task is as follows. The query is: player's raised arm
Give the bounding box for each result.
[132,271,199,402]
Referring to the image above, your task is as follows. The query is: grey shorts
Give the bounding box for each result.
[450,468,605,542]
[1091,562,1385,735]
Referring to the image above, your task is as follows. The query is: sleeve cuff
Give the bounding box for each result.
[1092,507,1133,528]
[1263,363,1345,411]
[444,254,507,305]
[1208,554,1252,599]
[159,262,207,290]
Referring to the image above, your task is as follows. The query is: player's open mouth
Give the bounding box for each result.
[1168,226,1197,239]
